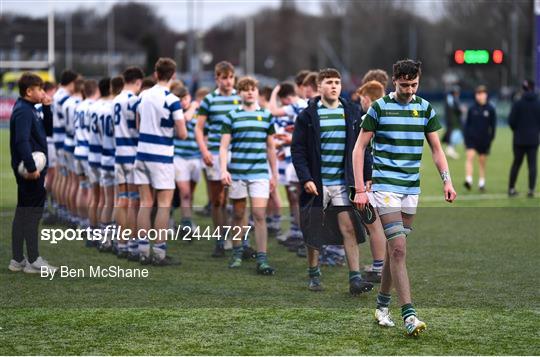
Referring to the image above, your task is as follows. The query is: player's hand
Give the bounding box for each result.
[190,101,200,110]
[353,191,369,211]
[24,170,40,180]
[42,94,52,106]
[221,171,232,186]
[280,133,292,145]
[304,181,318,196]
[444,182,457,202]
[285,124,294,133]
[202,151,214,166]
[365,180,372,192]
[270,175,277,193]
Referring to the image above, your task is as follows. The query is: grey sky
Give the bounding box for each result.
[1,1,443,32]
[0,0,324,32]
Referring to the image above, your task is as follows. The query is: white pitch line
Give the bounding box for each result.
[420,193,536,202]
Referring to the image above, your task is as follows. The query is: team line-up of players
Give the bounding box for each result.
[39,56,457,337]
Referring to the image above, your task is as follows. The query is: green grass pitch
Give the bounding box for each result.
[0,128,538,355]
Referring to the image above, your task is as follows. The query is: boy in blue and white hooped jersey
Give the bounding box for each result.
[170,84,202,233]
[62,78,84,227]
[73,79,100,237]
[112,66,144,259]
[219,76,278,275]
[269,82,308,245]
[134,57,187,266]
[353,59,457,336]
[97,79,116,252]
[51,70,77,223]
[195,61,241,258]
[86,79,106,242]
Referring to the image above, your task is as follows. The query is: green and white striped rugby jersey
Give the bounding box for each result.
[318,100,347,186]
[197,89,241,155]
[221,107,275,181]
[361,92,442,195]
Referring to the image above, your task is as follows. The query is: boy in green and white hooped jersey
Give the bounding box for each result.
[219,76,278,275]
[195,61,241,258]
[352,59,457,336]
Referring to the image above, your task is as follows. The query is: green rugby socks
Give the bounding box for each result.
[376,292,392,309]
[348,270,362,281]
[308,266,321,278]
[401,303,417,321]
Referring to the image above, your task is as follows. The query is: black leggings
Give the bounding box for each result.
[12,174,46,263]
[509,145,538,191]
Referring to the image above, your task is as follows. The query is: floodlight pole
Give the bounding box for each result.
[245,17,255,75]
[48,5,55,80]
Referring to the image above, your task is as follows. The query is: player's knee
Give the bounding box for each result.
[180,192,191,202]
[211,197,224,208]
[232,209,245,221]
[340,220,356,238]
[390,244,406,260]
[139,199,153,208]
[252,209,265,223]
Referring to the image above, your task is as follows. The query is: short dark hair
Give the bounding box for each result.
[123,66,144,84]
[111,76,125,96]
[155,57,176,81]
[259,86,272,101]
[18,72,43,97]
[43,81,56,93]
[295,70,310,87]
[83,79,98,98]
[60,69,78,86]
[98,77,111,97]
[392,59,422,81]
[171,85,189,99]
[141,77,156,91]
[475,85,488,94]
[317,68,341,84]
[277,82,296,98]
[73,77,85,94]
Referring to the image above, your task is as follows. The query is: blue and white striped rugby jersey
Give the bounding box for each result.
[52,87,70,150]
[63,96,81,155]
[87,99,103,168]
[113,90,140,164]
[73,99,94,161]
[99,100,115,171]
[136,84,183,164]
